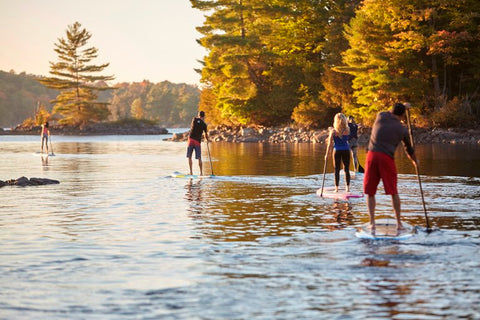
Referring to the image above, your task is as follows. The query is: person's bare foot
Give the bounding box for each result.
[346,186,350,193]
[334,187,339,193]
[367,224,376,231]
[397,223,406,231]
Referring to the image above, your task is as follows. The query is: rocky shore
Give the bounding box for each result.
[167,125,480,145]
[1,122,169,135]
[0,177,60,187]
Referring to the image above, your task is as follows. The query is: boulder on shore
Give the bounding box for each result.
[1,176,60,187]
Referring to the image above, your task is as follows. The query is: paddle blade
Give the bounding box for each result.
[358,164,365,173]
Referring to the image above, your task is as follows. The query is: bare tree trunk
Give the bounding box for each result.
[431,56,442,110]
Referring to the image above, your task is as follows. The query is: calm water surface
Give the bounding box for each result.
[1,134,479,319]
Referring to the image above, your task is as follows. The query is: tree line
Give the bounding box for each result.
[191,0,480,128]
[4,5,480,130]
[1,22,200,129]
[0,70,200,128]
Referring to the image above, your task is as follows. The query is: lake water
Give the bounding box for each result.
[1,134,479,319]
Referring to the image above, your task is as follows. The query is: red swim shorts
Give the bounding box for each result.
[363,151,398,195]
[186,138,202,159]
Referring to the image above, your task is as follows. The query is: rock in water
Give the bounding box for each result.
[0,177,60,187]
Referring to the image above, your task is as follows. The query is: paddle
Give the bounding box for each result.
[358,163,365,174]
[405,107,431,231]
[49,136,55,156]
[351,149,365,173]
[320,143,329,197]
[206,139,214,176]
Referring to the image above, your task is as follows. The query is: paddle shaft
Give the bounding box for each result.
[320,145,329,197]
[49,136,54,155]
[405,108,430,230]
[206,139,214,176]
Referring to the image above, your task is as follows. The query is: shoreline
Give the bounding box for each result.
[2,124,480,144]
[0,123,169,136]
[168,125,480,145]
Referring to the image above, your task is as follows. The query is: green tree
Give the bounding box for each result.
[192,0,333,126]
[39,22,115,127]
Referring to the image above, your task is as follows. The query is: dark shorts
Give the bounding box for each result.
[186,138,201,159]
[364,151,398,195]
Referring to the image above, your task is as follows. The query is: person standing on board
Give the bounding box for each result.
[40,121,51,154]
[348,115,360,172]
[187,111,209,176]
[325,113,351,193]
[364,102,417,231]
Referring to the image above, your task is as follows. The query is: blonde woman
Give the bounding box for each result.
[325,113,351,192]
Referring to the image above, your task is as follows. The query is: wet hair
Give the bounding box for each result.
[392,103,406,116]
[199,111,205,118]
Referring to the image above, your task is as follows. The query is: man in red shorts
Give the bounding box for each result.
[187,111,209,175]
[364,102,417,230]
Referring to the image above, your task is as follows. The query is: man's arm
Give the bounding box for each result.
[402,135,417,166]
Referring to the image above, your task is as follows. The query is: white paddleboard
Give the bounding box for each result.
[317,187,363,200]
[33,152,54,157]
[355,218,415,240]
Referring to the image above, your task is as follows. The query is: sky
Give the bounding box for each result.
[0,0,208,85]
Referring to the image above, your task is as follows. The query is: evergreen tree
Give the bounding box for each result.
[192,0,333,126]
[39,22,115,126]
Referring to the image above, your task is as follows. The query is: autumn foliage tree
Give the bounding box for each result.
[192,0,480,128]
[39,22,115,127]
[339,0,480,126]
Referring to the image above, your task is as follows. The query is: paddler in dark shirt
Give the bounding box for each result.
[364,103,417,231]
[347,116,360,172]
[187,111,209,175]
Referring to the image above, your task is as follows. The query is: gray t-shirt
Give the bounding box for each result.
[368,111,414,158]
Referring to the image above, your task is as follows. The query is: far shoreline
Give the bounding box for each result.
[2,124,479,145]
[166,125,480,145]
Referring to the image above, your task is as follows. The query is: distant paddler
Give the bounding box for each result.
[40,121,51,154]
[186,111,209,176]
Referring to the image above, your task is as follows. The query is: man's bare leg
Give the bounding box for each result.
[188,157,193,175]
[392,194,405,230]
[367,195,376,230]
[198,159,203,176]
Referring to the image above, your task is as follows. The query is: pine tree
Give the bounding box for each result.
[191,0,333,126]
[39,22,114,127]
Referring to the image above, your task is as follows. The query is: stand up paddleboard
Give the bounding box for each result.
[170,171,214,179]
[317,187,363,200]
[33,152,55,157]
[355,218,415,240]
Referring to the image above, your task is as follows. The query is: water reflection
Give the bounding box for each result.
[321,201,355,231]
[1,137,480,319]
[41,155,49,170]
[209,142,480,178]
